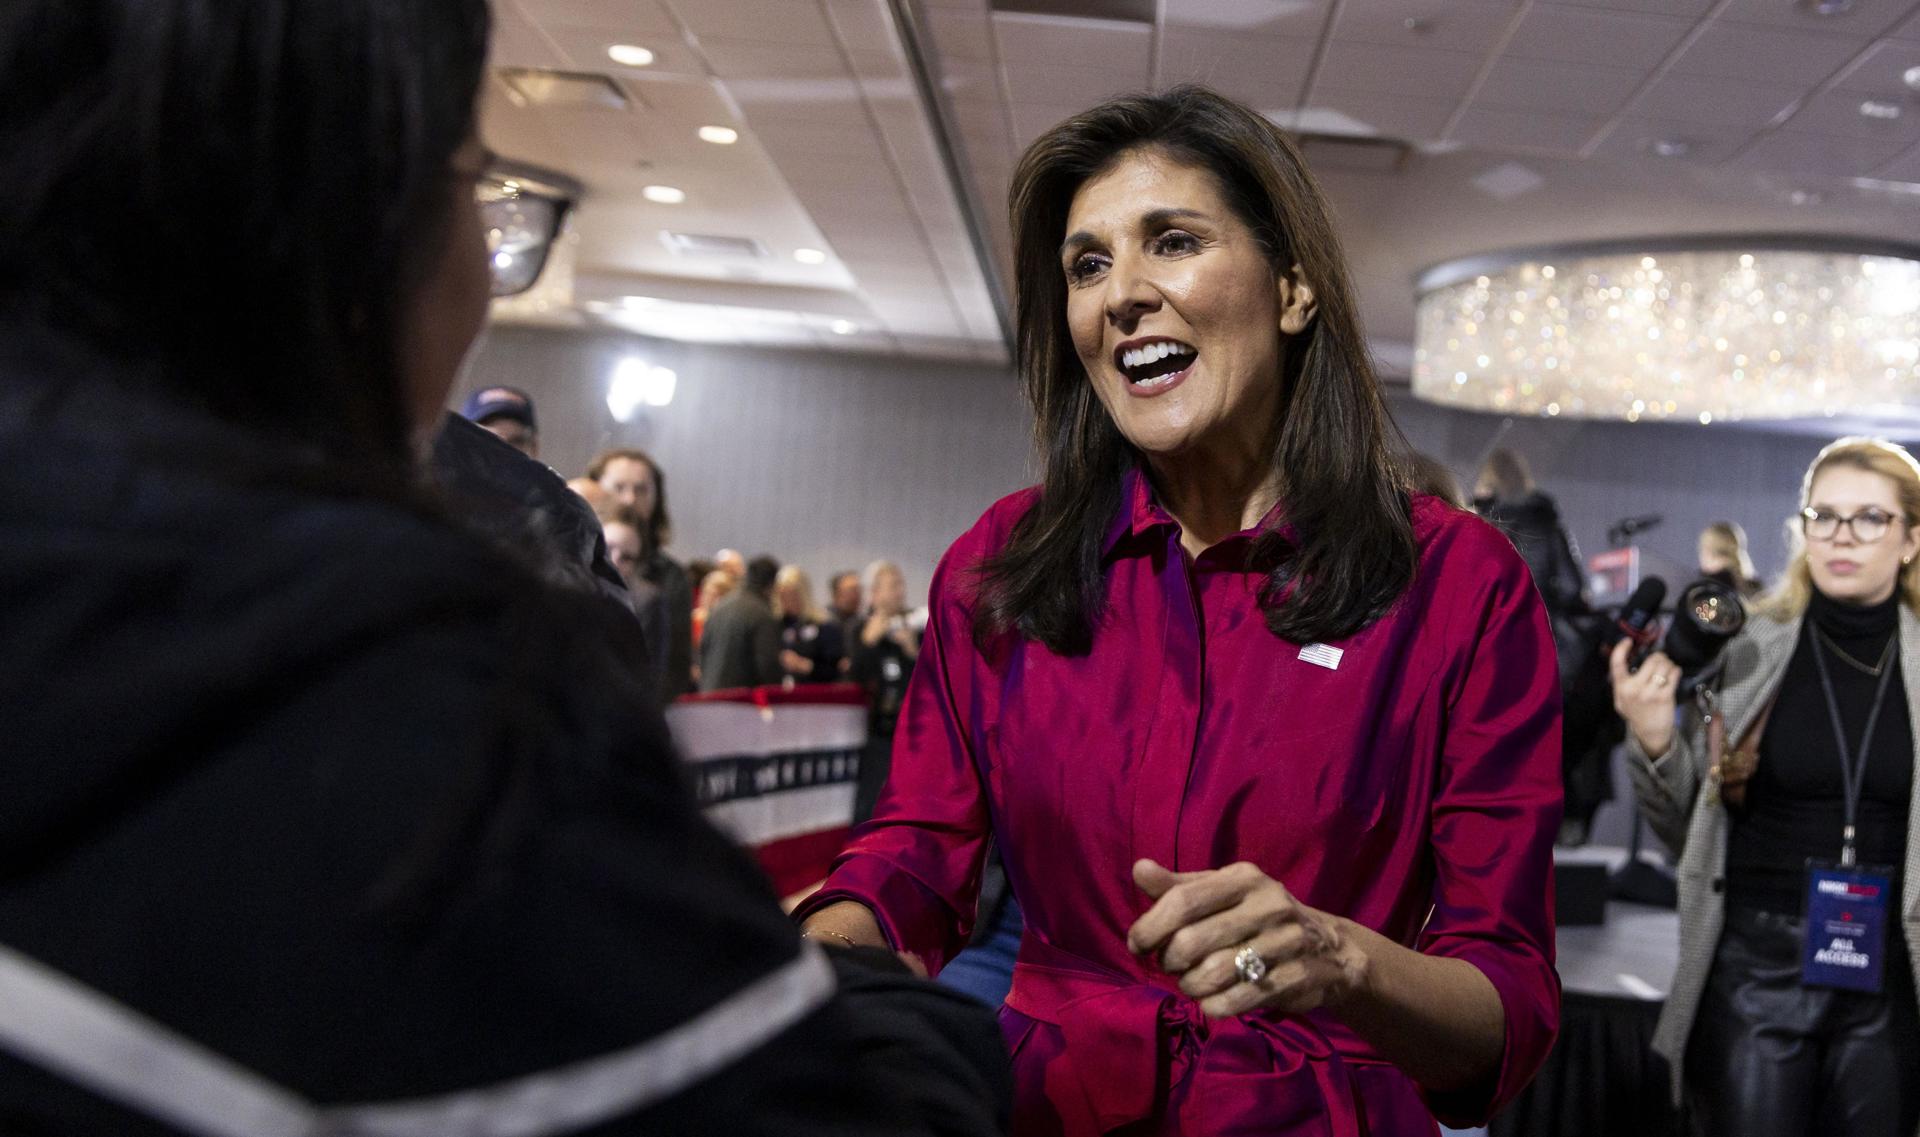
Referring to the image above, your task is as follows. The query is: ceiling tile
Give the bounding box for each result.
[1529,0,1712,15]
[1010,102,1089,145]
[1669,21,1867,88]
[1716,0,1913,34]
[1873,141,1920,179]
[1895,7,1920,40]
[1473,57,1645,117]
[925,7,996,61]
[1296,92,1457,141]
[700,39,851,79]
[1157,30,1317,106]
[1587,117,1754,164]
[1783,88,1920,144]
[492,9,569,70]
[1451,106,1606,154]
[1503,7,1692,69]
[824,0,902,54]
[540,27,709,77]
[527,0,681,35]
[1314,41,1487,100]
[1634,74,1802,129]
[1834,40,1920,95]
[993,12,1152,71]
[1002,61,1148,106]
[1161,0,1334,37]
[675,0,839,46]
[1336,0,1521,56]
[1731,128,1914,176]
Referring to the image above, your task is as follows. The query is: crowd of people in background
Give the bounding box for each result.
[463,390,925,757]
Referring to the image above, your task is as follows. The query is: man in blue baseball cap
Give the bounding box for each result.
[460,385,538,458]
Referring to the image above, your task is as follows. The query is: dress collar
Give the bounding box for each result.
[1100,466,1292,561]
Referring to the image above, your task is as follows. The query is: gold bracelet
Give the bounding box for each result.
[803,928,858,949]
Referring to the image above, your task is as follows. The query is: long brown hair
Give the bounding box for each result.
[972,86,1414,652]
[586,447,672,550]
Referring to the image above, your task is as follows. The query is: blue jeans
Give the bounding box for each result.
[935,897,1023,1008]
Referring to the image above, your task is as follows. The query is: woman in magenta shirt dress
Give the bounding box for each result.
[797,86,1562,1135]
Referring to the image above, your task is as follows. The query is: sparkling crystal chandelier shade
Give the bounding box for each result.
[1411,240,1920,424]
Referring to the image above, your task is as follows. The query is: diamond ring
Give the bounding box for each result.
[1234,945,1267,985]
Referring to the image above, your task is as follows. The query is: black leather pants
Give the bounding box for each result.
[1687,906,1920,1137]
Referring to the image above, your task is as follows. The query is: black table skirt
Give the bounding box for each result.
[1490,991,1690,1137]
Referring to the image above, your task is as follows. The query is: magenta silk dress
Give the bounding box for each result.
[795,472,1563,1135]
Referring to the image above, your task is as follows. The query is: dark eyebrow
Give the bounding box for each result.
[1060,208,1217,258]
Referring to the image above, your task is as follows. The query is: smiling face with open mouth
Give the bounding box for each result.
[1060,147,1314,465]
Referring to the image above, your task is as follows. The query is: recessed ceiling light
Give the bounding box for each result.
[1860,99,1902,120]
[1805,0,1853,13]
[1904,65,1920,92]
[793,247,828,265]
[607,44,655,67]
[698,125,740,145]
[642,184,686,204]
[1651,139,1692,158]
[830,320,857,335]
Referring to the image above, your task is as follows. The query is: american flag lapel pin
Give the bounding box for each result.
[1298,643,1343,670]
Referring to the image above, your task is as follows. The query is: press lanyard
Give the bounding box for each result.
[1809,630,1898,868]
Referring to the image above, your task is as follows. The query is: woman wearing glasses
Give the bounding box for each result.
[1615,437,1920,1135]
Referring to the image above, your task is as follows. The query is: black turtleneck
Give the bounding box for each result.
[1725,589,1913,916]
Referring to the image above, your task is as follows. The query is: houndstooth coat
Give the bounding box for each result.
[1627,606,1920,1107]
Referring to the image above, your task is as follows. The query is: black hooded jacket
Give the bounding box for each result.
[0,360,1005,1136]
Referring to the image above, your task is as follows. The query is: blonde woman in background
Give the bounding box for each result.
[774,565,847,682]
[1617,437,1920,1134]
[1699,519,1764,598]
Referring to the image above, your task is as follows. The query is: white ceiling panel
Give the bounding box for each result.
[525,0,681,35]
[700,39,852,80]
[542,26,709,76]
[1834,39,1920,94]
[1587,118,1754,164]
[1299,93,1456,140]
[1335,0,1520,56]
[1156,29,1316,104]
[1530,0,1712,15]
[1633,75,1802,130]
[1503,7,1693,69]
[1894,6,1920,39]
[1313,41,1488,100]
[1732,128,1915,176]
[1472,57,1646,118]
[1669,21,1868,88]
[1452,107,1606,154]
[823,0,900,53]
[1009,102,1087,146]
[1160,0,1333,37]
[674,0,840,46]
[1783,88,1920,143]
[1716,0,1914,34]
[924,7,997,61]
[1002,63,1147,110]
[1874,142,1920,179]
[993,12,1152,70]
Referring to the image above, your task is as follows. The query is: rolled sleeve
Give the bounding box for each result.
[1416,541,1565,1125]
[793,549,992,974]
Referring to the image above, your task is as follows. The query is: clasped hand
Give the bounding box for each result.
[1125,858,1368,1019]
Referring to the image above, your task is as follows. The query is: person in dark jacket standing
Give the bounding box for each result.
[1475,446,1614,844]
[699,555,786,691]
[0,3,1007,1133]
[589,447,695,697]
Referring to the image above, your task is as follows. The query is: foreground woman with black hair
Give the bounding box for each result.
[0,3,1002,1133]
